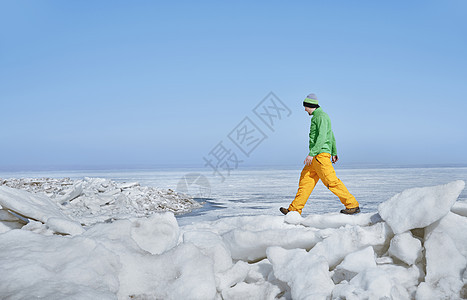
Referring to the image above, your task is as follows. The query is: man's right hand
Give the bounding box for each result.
[304,155,314,165]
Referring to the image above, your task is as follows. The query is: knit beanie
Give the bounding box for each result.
[303,93,319,108]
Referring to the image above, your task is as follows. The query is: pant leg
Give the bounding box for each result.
[313,153,359,209]
[288,164,320,214]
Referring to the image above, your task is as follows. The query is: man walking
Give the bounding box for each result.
[280,93,360,215]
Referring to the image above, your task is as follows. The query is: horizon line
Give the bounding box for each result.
[1,162,467,173]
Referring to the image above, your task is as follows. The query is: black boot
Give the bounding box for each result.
[280,207,289,215]
[340,207,360,215]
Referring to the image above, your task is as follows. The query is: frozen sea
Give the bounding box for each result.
[2,165,466,226]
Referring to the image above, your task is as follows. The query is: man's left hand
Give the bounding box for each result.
[304,155,314,165]
[332,155,339,164]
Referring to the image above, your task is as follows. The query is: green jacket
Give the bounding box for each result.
[308,107,337,157]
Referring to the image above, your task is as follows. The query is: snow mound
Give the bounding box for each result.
[0,180,465,299]
[0,177,201,226]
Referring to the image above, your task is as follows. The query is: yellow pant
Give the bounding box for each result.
[288,153,359,214]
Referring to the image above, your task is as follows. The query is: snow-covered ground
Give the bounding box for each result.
[0,167,467,299]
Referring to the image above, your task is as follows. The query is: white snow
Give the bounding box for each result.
[46,217,85,235]
[0,177,201,227]
[417,231,466,299]
[285,210,383,229]
[307,222,392,268]
[267,246,335,300]
[129,212,180,255]
[378,180,465,234]
[388,231,423,266]
[0,186,71,223]
[0,178,466,299]
[222,224,321,262]
[0,229,120,299]
[332,246,377,283]
[0,186,83,235]
[425,211,467,257]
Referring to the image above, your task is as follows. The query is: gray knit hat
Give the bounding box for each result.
[303,93,319,107]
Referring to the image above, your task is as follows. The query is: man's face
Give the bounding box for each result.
[305,107,315,115]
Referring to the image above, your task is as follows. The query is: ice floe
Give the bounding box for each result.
[0,177,201,227]
[378,180,465,234]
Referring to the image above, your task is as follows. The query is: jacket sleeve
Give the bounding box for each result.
[331,131,337,156]
[308,116,329,157]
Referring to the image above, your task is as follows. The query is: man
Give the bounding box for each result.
[280,93,360,215]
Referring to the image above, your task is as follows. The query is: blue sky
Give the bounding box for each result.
[1,0,466,170]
